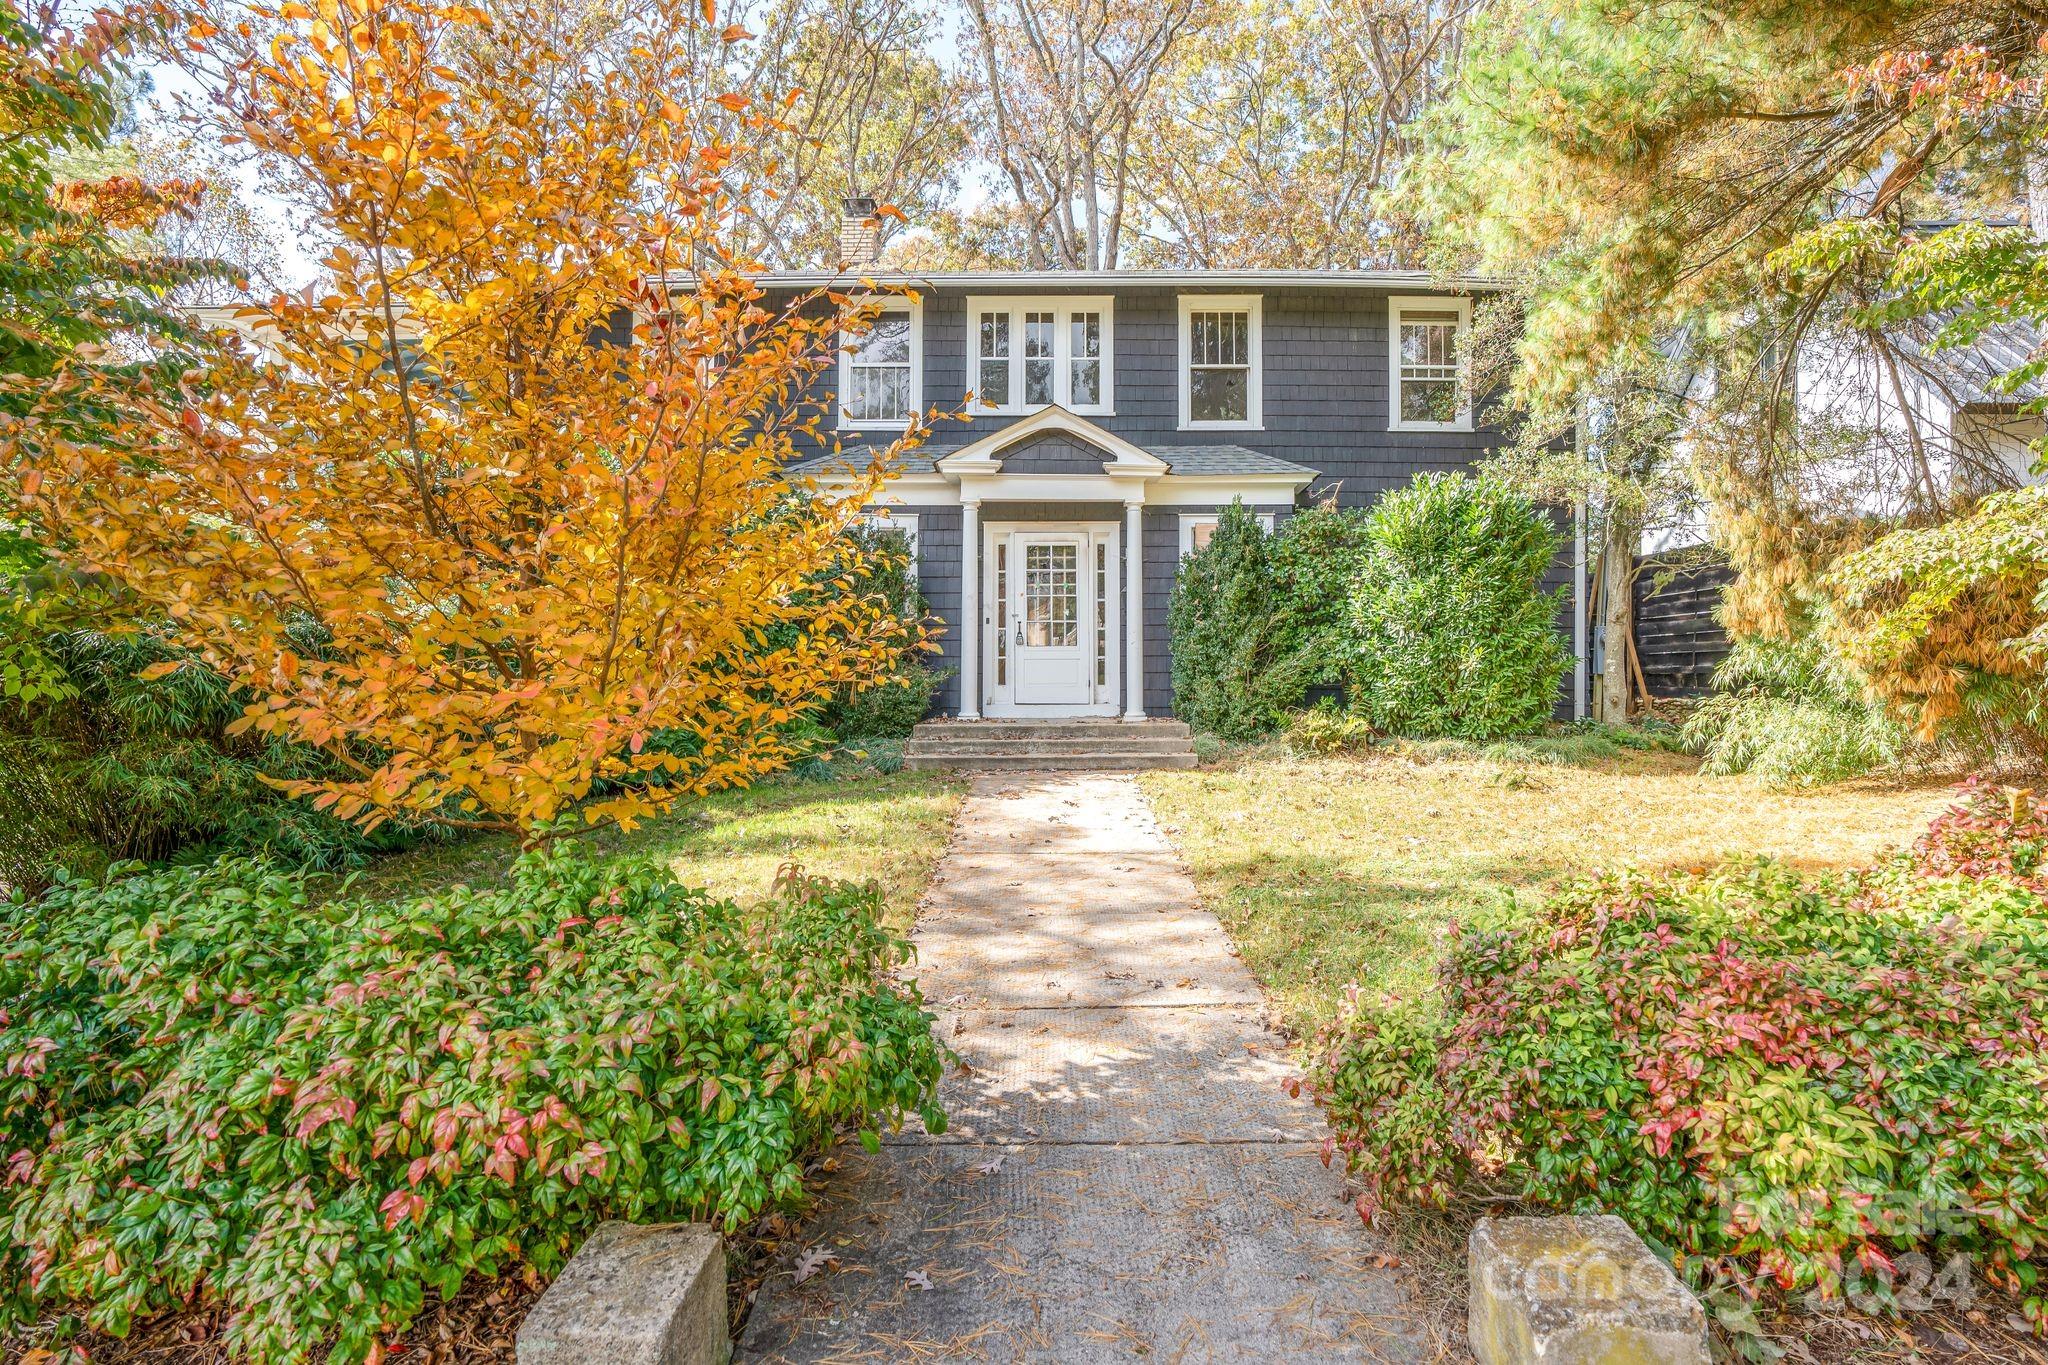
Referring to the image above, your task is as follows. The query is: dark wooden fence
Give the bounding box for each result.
[1631,552,1733,698]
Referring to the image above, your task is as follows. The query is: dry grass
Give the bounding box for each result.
[1139,742,1957,1031]
[350,771,967,930]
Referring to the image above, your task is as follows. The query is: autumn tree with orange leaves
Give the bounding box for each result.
[4,0,933,840]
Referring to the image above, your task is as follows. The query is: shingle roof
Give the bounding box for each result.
[793,443,1317,480]
[1895,317,2046,405]
[792,453,938,475]
[1148,445,1318,477]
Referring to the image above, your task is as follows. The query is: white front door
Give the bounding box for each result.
[984,523,1119,715]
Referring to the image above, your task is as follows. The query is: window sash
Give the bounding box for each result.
[841,304,917,425]
[977,311,1011,410]
[1178,295,1261,428]
[965,298,1112,412]
[1391,300,1469,429]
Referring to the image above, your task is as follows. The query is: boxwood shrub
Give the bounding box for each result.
[1305,784,2048,1325]
[0,851,946,1362]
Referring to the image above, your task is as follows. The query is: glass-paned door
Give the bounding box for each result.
[984,525,1116,713]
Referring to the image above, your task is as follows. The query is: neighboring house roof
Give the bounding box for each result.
[1894,317,2047,406]
[678,268,1506,292]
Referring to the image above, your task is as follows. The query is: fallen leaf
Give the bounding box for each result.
[905,1269,933,1291]
[973,1155,1005,1175]
[793,1245,837,1284]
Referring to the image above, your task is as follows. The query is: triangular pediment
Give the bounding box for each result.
[934,406,1170,476]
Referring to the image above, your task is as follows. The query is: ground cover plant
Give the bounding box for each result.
[0,846,948,1364]
[1304,778,2048,1332]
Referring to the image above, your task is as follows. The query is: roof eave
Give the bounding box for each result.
[662,268,1512,293]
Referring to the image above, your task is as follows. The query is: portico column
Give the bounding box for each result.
[958,498,982,719]
[1123,499,1146,720]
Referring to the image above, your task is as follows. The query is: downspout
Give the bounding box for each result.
[1573,407,1589,721]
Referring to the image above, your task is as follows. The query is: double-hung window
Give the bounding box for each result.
[839,296,922,428]
[1389,295,1471,431]
[1177,295,1262,430]
[1179,510,1275,557]
[966,296,1113,415]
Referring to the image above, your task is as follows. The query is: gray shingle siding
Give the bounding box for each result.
[994,433,1114,474]
[910,505,964,716]
[788,284,1506,501]
[809,279,1580,721]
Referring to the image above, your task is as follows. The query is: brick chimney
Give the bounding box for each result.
[838,195,879,270]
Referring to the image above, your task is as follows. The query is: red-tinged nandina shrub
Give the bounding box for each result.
[1306,836,2048,1326]
[0,852,946,1363]
[1914,775,2048,890]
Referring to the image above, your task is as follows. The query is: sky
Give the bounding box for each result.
[140,58,328,290]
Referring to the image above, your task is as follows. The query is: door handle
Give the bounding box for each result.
[1014,621,1024,646]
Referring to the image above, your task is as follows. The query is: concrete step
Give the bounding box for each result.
[913,719,1192,740]
[905,736,1196,758]
[903,750,1197,771]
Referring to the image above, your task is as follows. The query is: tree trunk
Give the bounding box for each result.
[1599,505,1637,725]
[2028,141,2048,242]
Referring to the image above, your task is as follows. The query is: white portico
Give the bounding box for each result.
[822,406,1316,722]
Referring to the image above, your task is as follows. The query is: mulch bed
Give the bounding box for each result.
[5,1276,542,1365]
[2,1150,839,1364]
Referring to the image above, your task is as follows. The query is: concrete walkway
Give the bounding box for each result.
[740,774,1424,1363]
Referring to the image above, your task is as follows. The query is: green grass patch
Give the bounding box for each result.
[349,771,966,930]
[1140,746,1950,1031]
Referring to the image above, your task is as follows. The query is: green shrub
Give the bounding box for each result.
[0,627,433,894]
[1168,502,1301,740]
[821,661,947,741]
[1305,811,2048,1324]
[0,851,946,1362]
[1348,473,1571,740]
[1267,502,1374,691]
[841,735,906,775]
[816,522,944,741]
[1168,501,1373,741]
[1682,634,1906,786]
[1285,704,1377,756]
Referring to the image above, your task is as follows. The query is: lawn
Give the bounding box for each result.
[1140,737,1958,1031]
[351,770,966,928]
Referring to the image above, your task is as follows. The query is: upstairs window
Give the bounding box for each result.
[966,296,1113,415]
[1178,295,1262,430]
[840,297,922,428]
[1390,296,1471,431]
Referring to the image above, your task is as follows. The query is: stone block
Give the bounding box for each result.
[1469,1215,1709,1365]
[517,1222,728,1365]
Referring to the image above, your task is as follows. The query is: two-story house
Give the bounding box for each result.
[770,210,1589,742]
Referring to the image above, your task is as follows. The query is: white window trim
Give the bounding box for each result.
[1177,294,1263,432]
[1388,294,1473,433]
[857,509,920,570]
[1178,510,1274,557]
[964,295,1115,416]
[838,295,923,431]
